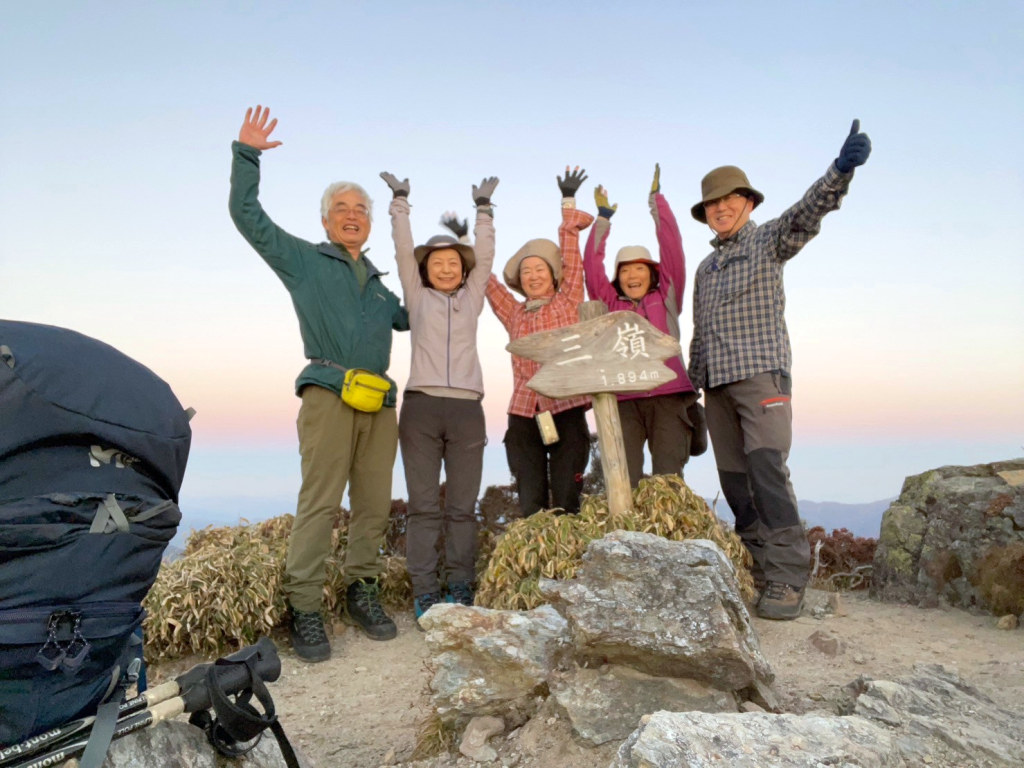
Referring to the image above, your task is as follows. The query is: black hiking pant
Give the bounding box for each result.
[504,407,589,517]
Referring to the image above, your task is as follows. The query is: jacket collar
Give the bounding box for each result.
[317,242,388,278]
[711,220,756,251]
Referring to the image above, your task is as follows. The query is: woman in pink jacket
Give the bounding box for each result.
[583,165,703,488]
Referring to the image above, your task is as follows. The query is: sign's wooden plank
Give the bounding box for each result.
[508,311,680,400]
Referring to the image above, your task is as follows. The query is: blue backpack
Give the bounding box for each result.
[0,320,192,748]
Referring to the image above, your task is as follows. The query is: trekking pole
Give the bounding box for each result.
[0,637,281,768]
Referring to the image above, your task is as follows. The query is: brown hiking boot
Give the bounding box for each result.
[756,581,804,620]
[747,576,767,608]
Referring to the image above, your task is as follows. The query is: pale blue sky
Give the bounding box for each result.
[2,2,1022,523]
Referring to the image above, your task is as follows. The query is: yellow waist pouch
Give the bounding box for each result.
[342,369,390,413]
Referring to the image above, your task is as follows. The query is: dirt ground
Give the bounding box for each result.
[150,591,1024,768]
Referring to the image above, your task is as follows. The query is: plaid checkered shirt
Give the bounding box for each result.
[487,206,595,417]
[688,163,854,390]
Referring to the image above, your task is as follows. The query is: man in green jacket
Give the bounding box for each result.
[229,106,409,662]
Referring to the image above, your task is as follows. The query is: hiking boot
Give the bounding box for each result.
[344,578,398,641]
[447,581,475,607]
[756,581,805,620]
[288,607,331,663]
[414,591,444,631]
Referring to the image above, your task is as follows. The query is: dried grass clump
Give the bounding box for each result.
[476,475,754,610]
[806,526,878,589]
[974,542,1024,615]
[144,512,411,661]
[411,711,459,760]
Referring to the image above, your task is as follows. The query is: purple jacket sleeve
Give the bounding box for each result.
[652,193,685,311]
[583,216,620,305]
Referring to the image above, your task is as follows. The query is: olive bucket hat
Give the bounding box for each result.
[503,238,562,297]
[691,165,765,224]
[414,235,476,270]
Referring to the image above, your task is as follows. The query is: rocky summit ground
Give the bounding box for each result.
[149,590,1024,768]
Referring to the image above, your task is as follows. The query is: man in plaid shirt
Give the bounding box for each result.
[487,166,594,516]
[689,121,872,620]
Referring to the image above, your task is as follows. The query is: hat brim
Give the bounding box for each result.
[414,242,476,270]
[691,186,764,224]
[504,239,562,297]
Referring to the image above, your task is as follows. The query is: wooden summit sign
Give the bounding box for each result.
[506,310,681,399]
[508,303,682,517]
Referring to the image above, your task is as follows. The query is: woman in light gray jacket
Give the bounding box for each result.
[380,172,497,621]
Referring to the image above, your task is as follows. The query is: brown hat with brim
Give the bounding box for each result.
[503,238,562,297]
[691,165,765,224]
[414,235,476,270]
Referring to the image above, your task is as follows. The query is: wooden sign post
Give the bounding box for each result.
[507,301,682,518]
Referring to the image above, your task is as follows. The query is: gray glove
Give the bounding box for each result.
[440,212,468,239]
[379,171,410,198]
[557,166,588,198]
[473,176,500,206]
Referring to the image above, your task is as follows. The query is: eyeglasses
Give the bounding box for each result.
[703,192,748,210]
[332,205,370,219]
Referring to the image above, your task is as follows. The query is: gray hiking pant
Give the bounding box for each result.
[704,371,810,588]
[400,391,485,597]
[618,392,698,488]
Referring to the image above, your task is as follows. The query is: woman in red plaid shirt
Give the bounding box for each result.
[486,167,595,516]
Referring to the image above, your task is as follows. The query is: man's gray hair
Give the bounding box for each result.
[320,181,374,222]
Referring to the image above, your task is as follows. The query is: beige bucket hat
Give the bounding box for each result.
[503,238,562,296]
[414,235,476,270]
[691,166,764,224]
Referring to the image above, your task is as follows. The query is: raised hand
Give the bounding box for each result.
[650,163,661,195]
[440,212,468,239]
[835,119,872,173]
[472,176,500,206]
[595,185,618,219]
[238,106,283,150]
[380,172,410,198]
[557,165,588,198]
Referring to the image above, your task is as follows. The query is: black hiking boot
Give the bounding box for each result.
[414,591,444,631]
[288,607,331,663]
[447,581,476,607]
[344,578,398,641]
[757,581,805,620]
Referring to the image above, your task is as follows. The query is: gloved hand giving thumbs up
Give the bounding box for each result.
[835,119,871,174]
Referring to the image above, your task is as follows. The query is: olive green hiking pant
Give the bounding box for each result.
[283,385,398,612]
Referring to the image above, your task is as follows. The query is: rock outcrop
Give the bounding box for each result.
[871,459,1024,614]
[540,532,773,693]
[420,603,570,725]
[610,711,903,767]
[844,663,1024,766]
[549,664,736,746]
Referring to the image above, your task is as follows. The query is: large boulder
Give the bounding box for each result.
[549,664,737,746]
[539,532,773,693]
[420,603,570,724]
[610,711,904,767]
[845,663,1024,766]
[871,459,1024,613]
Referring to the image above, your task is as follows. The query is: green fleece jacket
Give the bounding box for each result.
[229,141,409,406]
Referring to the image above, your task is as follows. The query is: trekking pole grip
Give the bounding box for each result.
[180,637,281,713]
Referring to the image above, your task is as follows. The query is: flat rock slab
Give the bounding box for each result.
[847,663,1024,766]
[610,711,904,767]
[550,664,736,746]
[421,603,569,723]
[540,532,773,692]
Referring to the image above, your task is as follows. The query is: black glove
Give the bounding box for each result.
[835,120,871,174]
[472,176,500,206]
[440,212,468,239]
[379,171,410,198]
[557,166,588,198]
